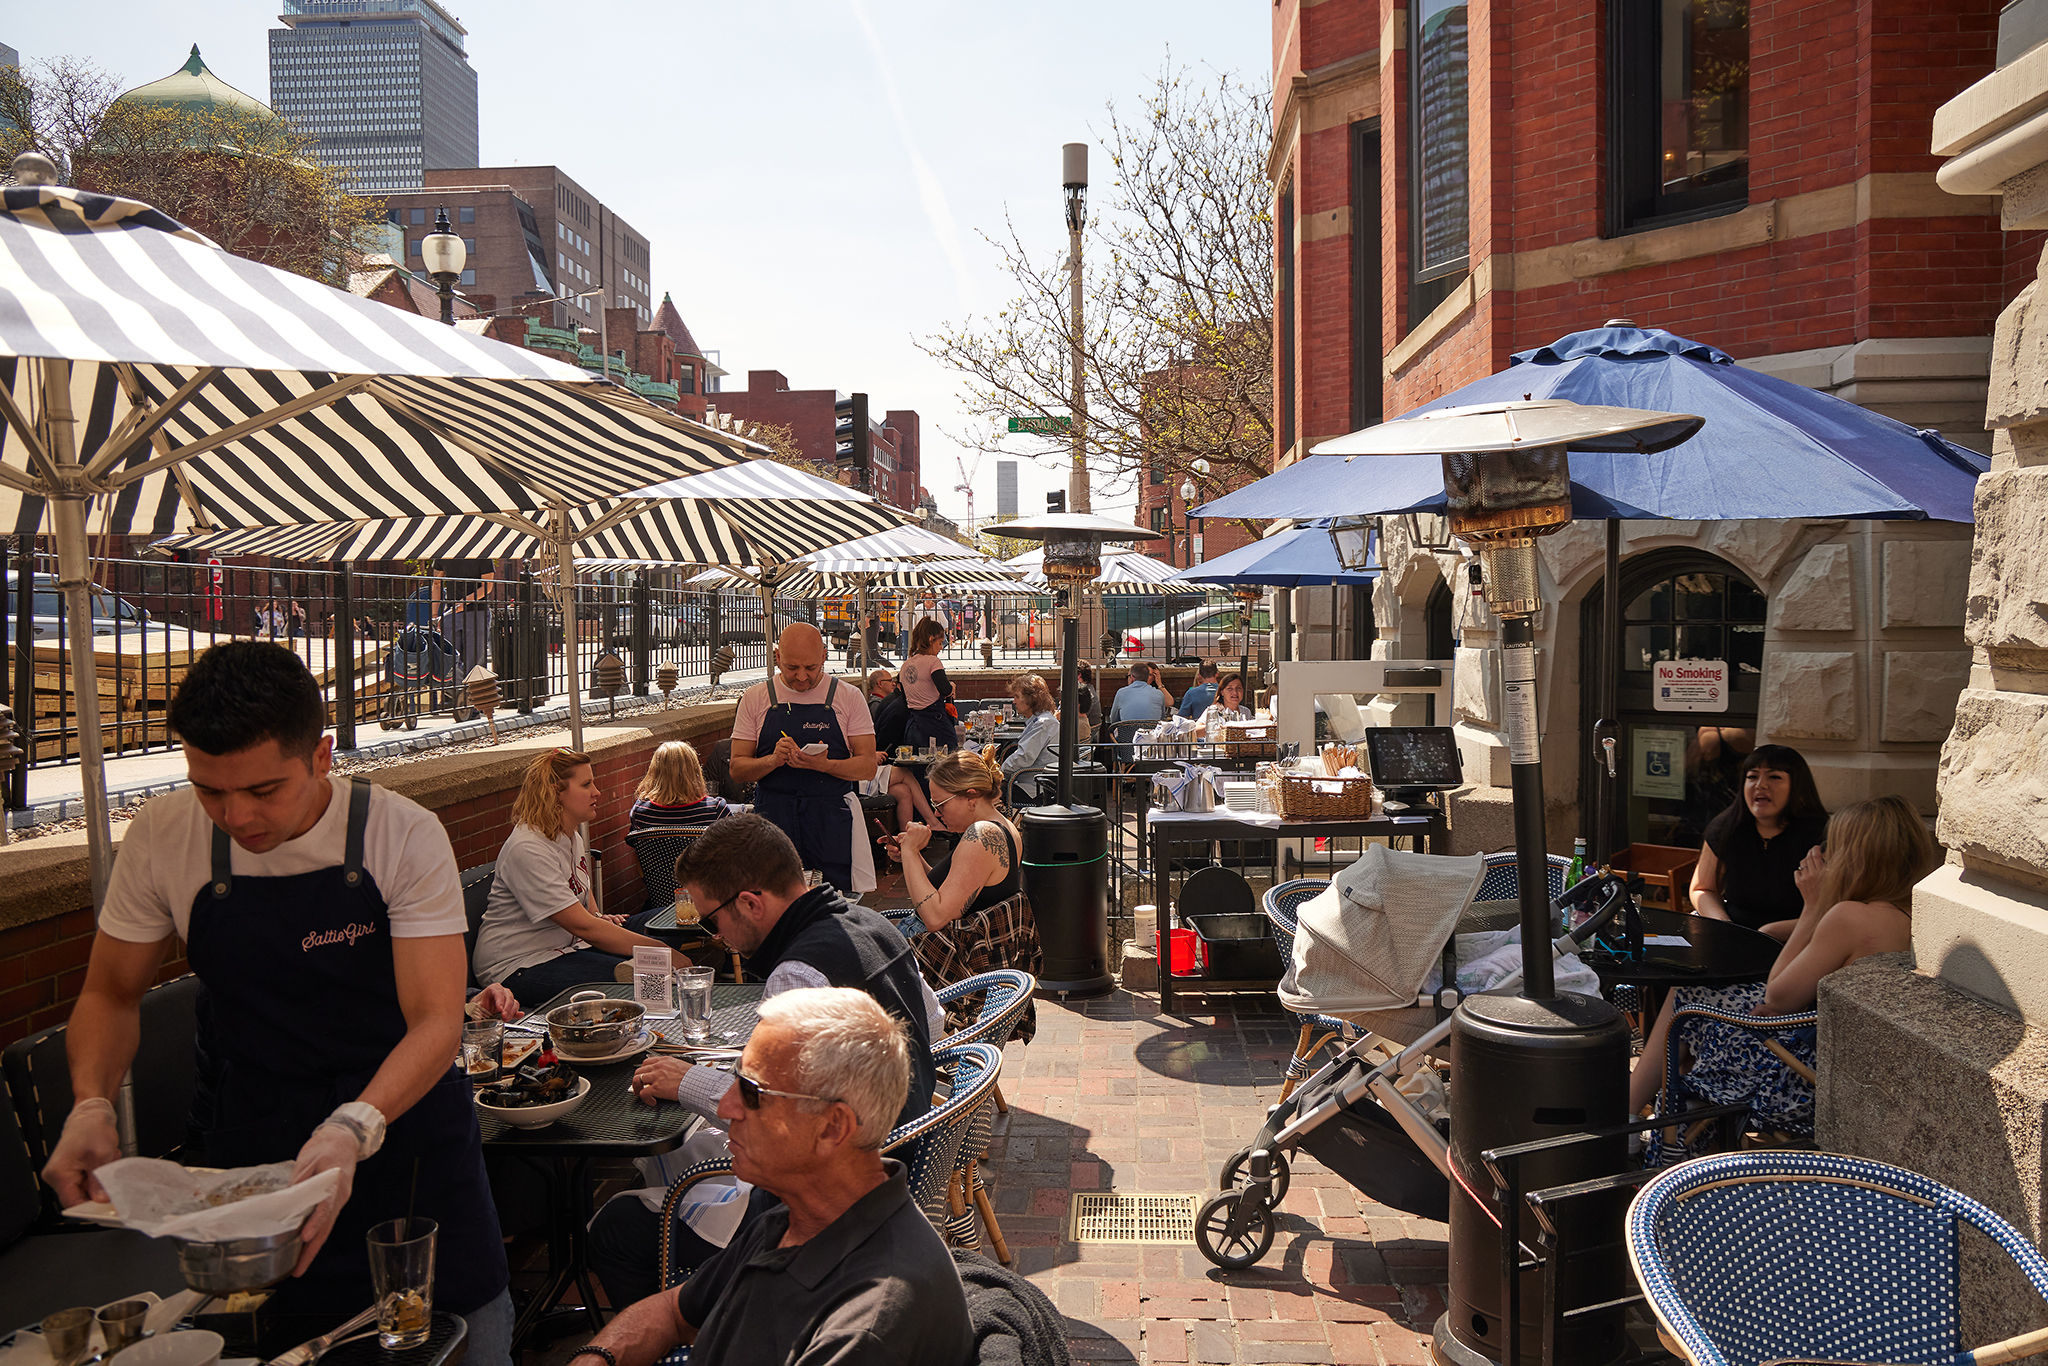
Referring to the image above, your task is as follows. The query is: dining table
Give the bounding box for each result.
[485,982,764,1350]
[1580,906,1782,998]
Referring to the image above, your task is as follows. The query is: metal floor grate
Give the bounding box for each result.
[1069,1192,1201,1244]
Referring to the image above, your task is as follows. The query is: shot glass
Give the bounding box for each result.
[95,1300,152,1358]
[461,1019,504,1084]
[366,1217,437,1349]
[676,965,716,1044]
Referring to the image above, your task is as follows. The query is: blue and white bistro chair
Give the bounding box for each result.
[1626,1149,2048,1366]
[934,969,1035,1263]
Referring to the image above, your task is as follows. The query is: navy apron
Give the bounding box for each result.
[185,778,507,1317]
[750,676,856,890]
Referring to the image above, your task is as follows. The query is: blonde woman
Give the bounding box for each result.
[999,673,1059,803]
[882,749,1042,1041]
[473,748,687,1009]
[628,741,728,836]
[1629,794,1934,1122]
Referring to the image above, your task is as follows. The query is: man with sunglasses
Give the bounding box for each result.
[577,988,970,1366]
[587,814,942,1306]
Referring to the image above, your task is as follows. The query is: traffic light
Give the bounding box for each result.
[1047,490,1066,513]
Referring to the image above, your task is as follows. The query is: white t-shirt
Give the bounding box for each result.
[731,674,875,749]
[472,824,592,987]
[98,778,465,944]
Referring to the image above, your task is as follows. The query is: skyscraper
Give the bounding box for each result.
[268,0,478,193]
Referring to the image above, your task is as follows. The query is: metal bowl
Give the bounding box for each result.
[176,1229,301,1293]
[545,992,647,1059]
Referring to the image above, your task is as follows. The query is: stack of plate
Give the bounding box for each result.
[1223,781,1262,812]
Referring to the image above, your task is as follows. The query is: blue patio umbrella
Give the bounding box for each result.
[1170,520,1379,589]
[1189,323,1990,855]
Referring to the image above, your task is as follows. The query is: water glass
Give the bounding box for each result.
[461,1019,503,1083]
[676,966,716,1043]
[366,1217,437,1349]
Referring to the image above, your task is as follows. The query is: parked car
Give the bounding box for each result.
[3,572,151,644]
[1123,602,1271,659]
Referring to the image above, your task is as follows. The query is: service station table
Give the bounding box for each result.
[483,982,764,1349]
[1149,808,1449,1013]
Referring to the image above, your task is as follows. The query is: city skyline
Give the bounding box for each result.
[5,1,1266,529]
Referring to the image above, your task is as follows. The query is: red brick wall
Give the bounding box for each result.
[713,371,840,462]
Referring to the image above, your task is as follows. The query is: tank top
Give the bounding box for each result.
[928,821,1021,918]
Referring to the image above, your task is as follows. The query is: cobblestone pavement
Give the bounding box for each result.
[986,988,1450,1366]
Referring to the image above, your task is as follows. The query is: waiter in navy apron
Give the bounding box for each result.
[729,623,880,893]
[44,643,513,1361]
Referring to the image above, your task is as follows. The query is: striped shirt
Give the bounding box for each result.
[627,796,729,835]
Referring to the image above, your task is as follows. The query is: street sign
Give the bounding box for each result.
[1007,415,1071,434]
[1652,659,1730,713]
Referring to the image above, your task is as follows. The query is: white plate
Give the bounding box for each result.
[554,1030,654,1065]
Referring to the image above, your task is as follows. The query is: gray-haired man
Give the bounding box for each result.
[576,988,971,1366]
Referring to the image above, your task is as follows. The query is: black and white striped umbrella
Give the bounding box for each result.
[0,173,757,894]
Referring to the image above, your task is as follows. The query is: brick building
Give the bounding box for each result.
[377,166,652,335]
[1134,463,1258,571]
[1271,0,2032,848]
[711,370,923,512]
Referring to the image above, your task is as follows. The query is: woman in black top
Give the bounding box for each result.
[1690,743,1829,939]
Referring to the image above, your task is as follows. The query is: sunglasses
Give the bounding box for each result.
[733,1068,836,1109]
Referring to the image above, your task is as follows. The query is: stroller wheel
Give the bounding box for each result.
[1220,1147,1290,1207]
[1195,1190,1275,1269]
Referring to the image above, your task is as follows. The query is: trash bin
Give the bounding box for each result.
[1019,804,1113,996]
[492,616,550,710]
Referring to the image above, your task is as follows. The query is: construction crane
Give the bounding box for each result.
[954,452,983,529]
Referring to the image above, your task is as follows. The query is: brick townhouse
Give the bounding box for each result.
[1269,0,2037,845]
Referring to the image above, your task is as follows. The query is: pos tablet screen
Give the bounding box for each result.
[1364,727,1464,790]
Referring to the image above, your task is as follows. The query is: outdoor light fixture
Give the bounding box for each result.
[1314,399,1702,1366]
[990,509,1159,996]
[1328,514,1378,571]
[420,208,466,325]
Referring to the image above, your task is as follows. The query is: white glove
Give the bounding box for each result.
[290,1123,361,1276]
[43,1097,121,1208]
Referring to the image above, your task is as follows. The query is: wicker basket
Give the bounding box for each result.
[1220,719,1278,760]
[1275,770,1375,820]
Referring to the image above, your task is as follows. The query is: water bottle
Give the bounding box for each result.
[1568,836,1586,889]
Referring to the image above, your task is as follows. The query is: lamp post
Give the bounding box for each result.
[1063,143,1091,515]
[1318,400,1702,1366]
[420,209,466,325]
[1177,478,1197,568]
[988,509,1159,996]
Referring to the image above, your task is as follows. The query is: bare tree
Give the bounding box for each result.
[1,56,383,286]
[923,64,1274,514]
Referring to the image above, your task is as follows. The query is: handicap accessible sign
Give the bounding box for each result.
[1653,659,1729,713]
[1634,726,1687,802]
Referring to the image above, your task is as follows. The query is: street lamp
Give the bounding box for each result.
[1315,399,1701,1366]
[990,508,1159,995]
[420,208,466,325]
[1177,477,1197,568]
[1062,142,1090,515]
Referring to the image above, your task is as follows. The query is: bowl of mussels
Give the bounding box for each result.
[474,1052,591,1127]
[545,992,649,1060]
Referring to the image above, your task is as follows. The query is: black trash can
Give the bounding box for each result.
[492,617,550,710]
[1019,804,1113,996]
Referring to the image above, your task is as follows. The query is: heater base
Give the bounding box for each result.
[1432,1312,1499,1366]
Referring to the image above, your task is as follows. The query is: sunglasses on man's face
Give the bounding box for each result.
[733,1068,836,1109]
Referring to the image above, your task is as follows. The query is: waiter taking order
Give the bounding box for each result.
[43,643,512,1354]
[729,623,878,893]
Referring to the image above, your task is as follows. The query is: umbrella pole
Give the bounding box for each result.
[857,576,870,676]
[1596,521,1622,864]
[43,361,112,903]
[551,513,584,753]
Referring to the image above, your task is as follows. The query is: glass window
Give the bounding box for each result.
[459,206,474,223]
[1412,0,1470,280]
[410,208,425,224]
[1610,0,1749,232]
[1150,505,1166,533]
[459,269,475,285]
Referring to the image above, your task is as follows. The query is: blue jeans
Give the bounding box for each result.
[462,1287,515,1366]
[500,948,628,1011]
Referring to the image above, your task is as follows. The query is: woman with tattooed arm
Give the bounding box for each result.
[881,749,1043,1041]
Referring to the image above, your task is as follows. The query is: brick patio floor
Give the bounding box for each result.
[984,987,1450,1366]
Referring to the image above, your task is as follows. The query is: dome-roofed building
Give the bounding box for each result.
[114,45,274,119]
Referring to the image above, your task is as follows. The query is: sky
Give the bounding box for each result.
[6,1,1272,528]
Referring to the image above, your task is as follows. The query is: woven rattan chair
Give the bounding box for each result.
[656,1040,1004,1291]
[934,970,1035,1264]
[1261,878,1352,1100]
[1626,1150,2048,1366]
[1645,1002,1820,1166]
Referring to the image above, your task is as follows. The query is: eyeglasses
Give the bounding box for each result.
[733,1068,836,1109]
[931,792,958,815]
[700,889,749,929]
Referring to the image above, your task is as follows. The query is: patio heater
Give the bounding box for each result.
[987,508,1159,996]
[1320,401,1700,1366]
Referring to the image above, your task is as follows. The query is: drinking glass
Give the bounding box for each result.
[672,890,699,924]
[461,1019,503,1083]
[676,966,716,1044]
[366,1217,437,1349]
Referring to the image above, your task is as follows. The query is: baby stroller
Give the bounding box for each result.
[378,623,461,730]
[1194,859,1642,1268]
